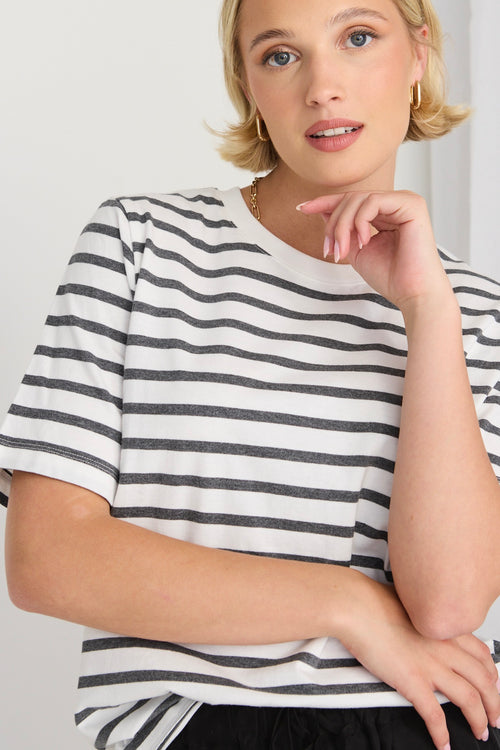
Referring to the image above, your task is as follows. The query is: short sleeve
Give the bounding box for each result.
[465,314,500,482]
[0,199,137,507]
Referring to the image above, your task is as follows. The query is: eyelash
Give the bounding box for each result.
[261,28,379,67]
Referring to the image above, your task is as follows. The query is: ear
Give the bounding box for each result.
[412,25,429,83]
[240,80,252,104]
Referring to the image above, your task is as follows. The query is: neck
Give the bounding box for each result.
[242,161,396,260]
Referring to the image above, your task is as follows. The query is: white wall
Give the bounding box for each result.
[469,0,500,277]
[0,2,498,749]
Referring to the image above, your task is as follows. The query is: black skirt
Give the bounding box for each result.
[169,703,500,750]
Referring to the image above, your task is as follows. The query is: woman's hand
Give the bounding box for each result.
[336,577,500,750]
[298,190,451,312]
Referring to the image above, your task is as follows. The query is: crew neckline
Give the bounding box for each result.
[220,186,370,291]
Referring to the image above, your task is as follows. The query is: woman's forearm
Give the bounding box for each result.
[6,471,364,646]
[389,291,500,638]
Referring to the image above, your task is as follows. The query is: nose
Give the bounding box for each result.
[305,55,346,107]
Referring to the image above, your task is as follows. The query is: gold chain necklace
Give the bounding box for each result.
[250,176,262,222]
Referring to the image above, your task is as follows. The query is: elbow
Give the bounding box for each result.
[6,560,49,614]
[5,545,60,616]
[406,597,487,641]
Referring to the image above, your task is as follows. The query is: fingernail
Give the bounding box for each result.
[358,233,364,251]
[496,677,500,691]
[296,202,310,211]
[442,744,451,750]
[323,235,333,259]
[496,716,500,729]
[334,240,341,264]
[481,728,489,741]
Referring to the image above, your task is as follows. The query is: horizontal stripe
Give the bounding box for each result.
[22,374,122,409]
[46,314,128,344]
[454,286,500,303]
[132,298,405,336]
[56,283,132,311]
[122,369,403,406]
[112,506,361,538]
[69,252,128,277]
[118,194,224,211]
[479,419,500,437]
[147,193,224,207]
[466,358,500,371]
[8,404,121,443]
[126,206,235,231]
[358,488,391,509]
[140,225,265,258]
[139,270,400,327]
[0,434,118,479]
[34,345,124,375]
[144,242,397,309]
[121,439,394,473]
[116,479,359,503]
[127,336,405,373]
[79,670,393,697]
[123,404,400,438]
[82,221,121,240]
[82,638,359,671]
[130,304,407,356]
[461,306,500,323]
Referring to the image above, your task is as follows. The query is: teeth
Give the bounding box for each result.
[312,127,359,138]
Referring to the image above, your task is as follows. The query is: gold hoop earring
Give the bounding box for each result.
[410,81,422,110]
[256,113,270,142]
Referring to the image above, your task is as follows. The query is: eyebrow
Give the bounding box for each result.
[249,7,389,51]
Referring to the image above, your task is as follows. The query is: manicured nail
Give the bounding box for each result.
[480,728,489,741]
[296,202,310,211]
[495,717,500,729]
[334,240,341,264]
[496,677,500,691]
[358,233,364,251]
[323,235,333,259]
[442,744,451,750]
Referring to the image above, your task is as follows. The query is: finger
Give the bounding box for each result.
[455,635,499,685]
[430,663,490,742]
[445,639,500,729]
[323,193,369,262]
[297,193,346,216]
[328,194,371,262]
[402,683,451,750]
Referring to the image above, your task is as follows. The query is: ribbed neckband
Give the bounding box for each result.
[220,186,370,292]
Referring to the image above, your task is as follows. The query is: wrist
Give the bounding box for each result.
[331,569,385,645]
[400,288,461,339]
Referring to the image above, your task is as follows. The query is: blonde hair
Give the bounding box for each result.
[217,0,470,173]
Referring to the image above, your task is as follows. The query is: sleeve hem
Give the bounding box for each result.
[0,446,117,507]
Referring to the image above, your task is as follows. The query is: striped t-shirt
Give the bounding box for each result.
[1,186,500,750]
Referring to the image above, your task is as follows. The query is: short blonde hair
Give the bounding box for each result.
[217,0,470,173]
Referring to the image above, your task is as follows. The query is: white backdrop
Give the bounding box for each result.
[0,2,498,748]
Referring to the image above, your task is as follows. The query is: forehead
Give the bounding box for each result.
[238,0,398,25]
[237,0,402,42]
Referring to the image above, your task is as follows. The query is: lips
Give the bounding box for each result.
[305,119,364,139]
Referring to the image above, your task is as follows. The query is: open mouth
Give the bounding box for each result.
[310,126,361,138]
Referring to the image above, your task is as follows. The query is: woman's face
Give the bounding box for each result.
[238,0,427,192]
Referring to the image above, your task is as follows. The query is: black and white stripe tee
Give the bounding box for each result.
[1,187,500,750]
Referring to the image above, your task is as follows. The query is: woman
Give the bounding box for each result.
[2,0,500,748]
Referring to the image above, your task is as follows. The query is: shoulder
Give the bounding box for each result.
[108,187,233,223]
[439,246,500,308]
[439,247,500,359]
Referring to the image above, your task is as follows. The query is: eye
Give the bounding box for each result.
[266,50,298,68]
[345,31,375,49]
